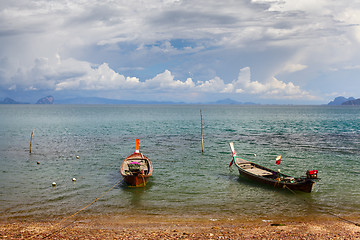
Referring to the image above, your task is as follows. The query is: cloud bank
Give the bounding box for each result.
[1,0,360,103]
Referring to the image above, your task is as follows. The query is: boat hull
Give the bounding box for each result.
[120,152,153,187]
[122,174,150,187]
[237,168,314,193]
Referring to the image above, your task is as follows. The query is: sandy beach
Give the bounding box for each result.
[1,215,359,239]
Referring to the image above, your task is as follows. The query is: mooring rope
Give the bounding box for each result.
[283,185,360,227]
[141,173,146,187]
[29,179,123,239]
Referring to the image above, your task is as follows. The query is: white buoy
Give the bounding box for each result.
[76,156,80,159]
[52,182,56,187]
[72,178,76,182]
[253,154,257,157]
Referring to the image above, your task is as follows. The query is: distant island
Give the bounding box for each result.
[342,98,360,105]
[327,96,355,105]
[0,97,28,104]
[327,96,360,105]
[36,96,54,104]
[0,96,54,104]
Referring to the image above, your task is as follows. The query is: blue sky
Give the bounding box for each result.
[1,0,360,104]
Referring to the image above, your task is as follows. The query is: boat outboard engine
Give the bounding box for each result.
[306,170,318,179]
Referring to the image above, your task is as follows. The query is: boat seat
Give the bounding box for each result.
[246,168,273,176]
[239,164,253,169]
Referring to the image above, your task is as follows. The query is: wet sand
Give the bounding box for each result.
[1,215,359,239]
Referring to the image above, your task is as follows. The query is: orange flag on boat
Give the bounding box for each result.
[135,139,140,153]
[276,155,281,165]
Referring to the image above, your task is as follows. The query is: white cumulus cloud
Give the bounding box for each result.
[231,67,314,99]
[1,0,360,103]
[144,70,194,89]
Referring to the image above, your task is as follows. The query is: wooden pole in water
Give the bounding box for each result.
[201,109,204,153]
[30,129,35,153]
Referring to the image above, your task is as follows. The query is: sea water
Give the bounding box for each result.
[0,105,359,221]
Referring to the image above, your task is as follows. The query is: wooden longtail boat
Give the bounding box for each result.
[120,139,153,187]
[229,142,318,193]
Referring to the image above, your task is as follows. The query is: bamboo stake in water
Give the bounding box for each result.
[30,129,35,153]
[201,109,204,153]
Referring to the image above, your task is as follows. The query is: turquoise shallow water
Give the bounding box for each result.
[0,105,359,221]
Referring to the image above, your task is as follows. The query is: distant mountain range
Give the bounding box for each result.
[56,97,257,105]
[209,98,256,105]
[327,96,360,105]
[0,96,257,105]
[2,95,360,105]
[55,97,183,104]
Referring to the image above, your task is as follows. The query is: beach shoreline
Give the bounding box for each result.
[1,215,359,239]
